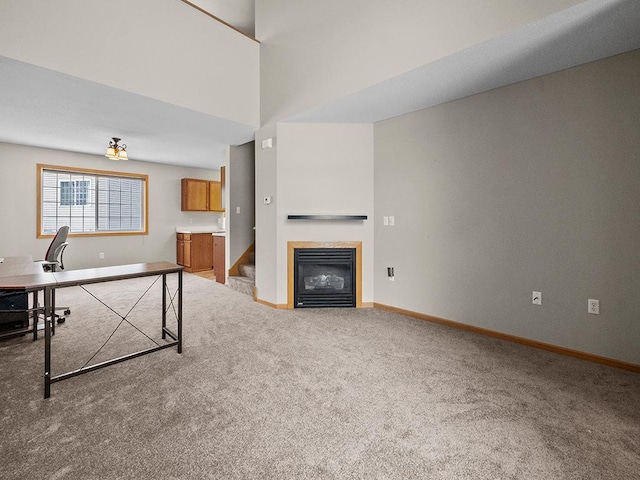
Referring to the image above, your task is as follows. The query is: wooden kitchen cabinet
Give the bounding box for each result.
[177,233,212,272]
[181,177,224,212]
[181,179,208,211]
[209,181,222,211]
[176,233,191,268]
[213,235,225,284]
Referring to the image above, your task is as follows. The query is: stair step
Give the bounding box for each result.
[228,275,254,296]
[239,263,255,279]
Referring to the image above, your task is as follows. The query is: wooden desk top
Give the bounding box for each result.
[0,272,57,290]
[0,260,55,290]
[0,262,182,290]
[52,262,183,288]
[0,256,37,277]
[0,261,45,278]
[0,255,33,265]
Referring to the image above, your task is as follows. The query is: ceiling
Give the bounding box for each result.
[190,0,255,37]
[0,0,638,170]
[0,55,256,170]
[290,0,640,123]
[0,0,257,171]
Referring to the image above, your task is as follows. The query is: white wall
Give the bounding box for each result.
[0,0,259,127]
[254,0,587,307]
[374,50,640,365]
[257,0,584,123]
[260,123,374,306]
[0,143,222,269]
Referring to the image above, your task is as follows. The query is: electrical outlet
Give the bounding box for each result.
[588,299,600,315]
[99,252,105,260]
[387,267,395,281]
[532,291,542,305]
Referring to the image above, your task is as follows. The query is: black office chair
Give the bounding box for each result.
[35,226,71,324]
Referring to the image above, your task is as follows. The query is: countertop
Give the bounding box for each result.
[176,226,225,235]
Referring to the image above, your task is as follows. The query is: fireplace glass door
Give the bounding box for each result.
[294,248,356,308]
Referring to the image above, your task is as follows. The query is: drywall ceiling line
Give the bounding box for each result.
[179,0,259,43]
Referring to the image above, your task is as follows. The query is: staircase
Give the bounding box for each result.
[227,251,255,296]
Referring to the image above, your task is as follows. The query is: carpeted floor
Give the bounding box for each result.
[1,273,639,479]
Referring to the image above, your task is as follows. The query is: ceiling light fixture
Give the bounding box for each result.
[105,137,128,160]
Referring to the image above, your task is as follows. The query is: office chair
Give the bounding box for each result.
[35,226,71,324]
[40,226,69,269]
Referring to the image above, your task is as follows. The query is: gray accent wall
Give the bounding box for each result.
[255,123,279,303]
[374,50,640,365]
[228,141,256,267]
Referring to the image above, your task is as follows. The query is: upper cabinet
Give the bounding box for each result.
[181,178,208,211]
[181,171,225,212]
[208,181,222,211]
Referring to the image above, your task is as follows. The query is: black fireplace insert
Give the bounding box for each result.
[294,248,356,308]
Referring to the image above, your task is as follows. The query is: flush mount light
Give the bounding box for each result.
[105,137,128,160]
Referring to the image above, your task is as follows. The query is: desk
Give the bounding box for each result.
[0,261,183,398]
[0,255,34,265]
[0,256,40,278]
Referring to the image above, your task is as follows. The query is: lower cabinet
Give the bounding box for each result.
[176,233,190,268]
[176,233,212,273]
[213,235,225,284]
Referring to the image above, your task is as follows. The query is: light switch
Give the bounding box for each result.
[236,206,241,214]
[532,291,542,305]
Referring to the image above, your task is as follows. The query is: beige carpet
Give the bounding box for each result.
[1,273,639,479]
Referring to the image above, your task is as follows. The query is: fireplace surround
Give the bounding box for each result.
[287,241,362,309]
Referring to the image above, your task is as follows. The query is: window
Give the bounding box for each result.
[37,164,148,237]
[60,180,90,206]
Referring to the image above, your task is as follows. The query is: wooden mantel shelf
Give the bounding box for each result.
[287,215,367,221]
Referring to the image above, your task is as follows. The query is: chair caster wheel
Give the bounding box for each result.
[57,317,66,324]
[64,309,71,315]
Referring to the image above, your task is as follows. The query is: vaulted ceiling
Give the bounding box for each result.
[0,0,638,169]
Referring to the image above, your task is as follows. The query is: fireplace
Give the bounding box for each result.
[294,248,355,308]
[287,241,362,309]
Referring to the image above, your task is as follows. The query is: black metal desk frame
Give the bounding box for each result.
[44,262,183,398]
[0,262,183,399]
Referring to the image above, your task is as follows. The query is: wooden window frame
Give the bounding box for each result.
[37,164,149,238]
